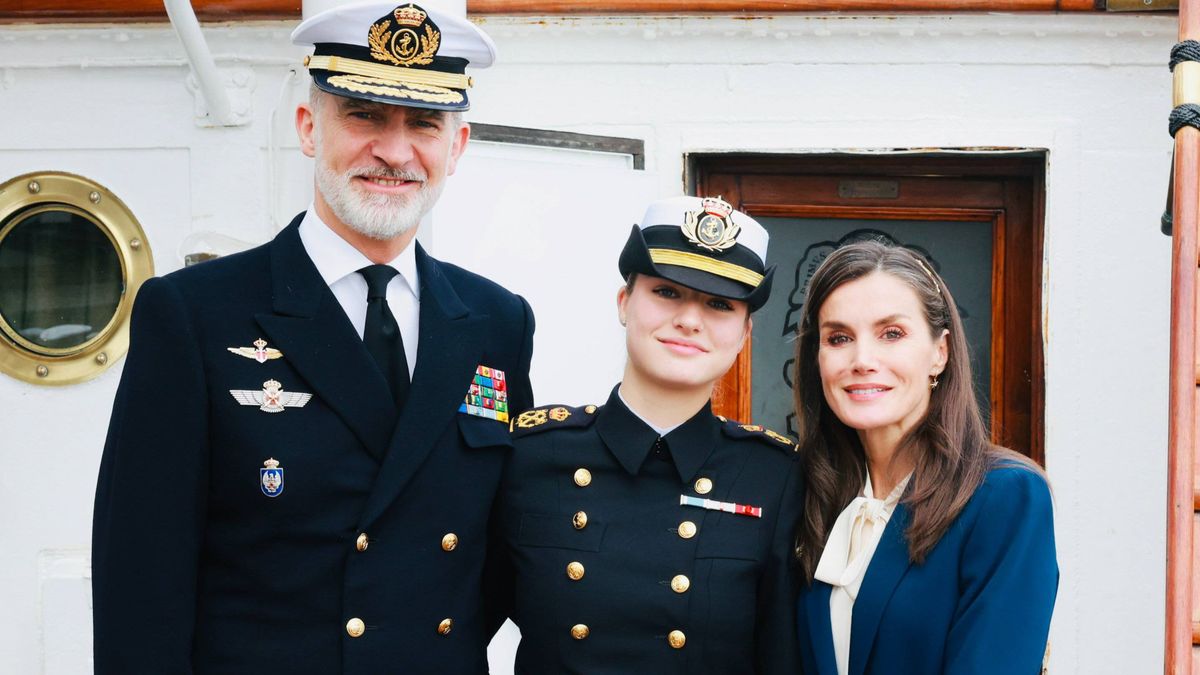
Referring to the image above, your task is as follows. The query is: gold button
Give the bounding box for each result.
[573,511,588,530]
[668,630,686,649]
[437,618,453,635]
[441,533,458,551]
[566,561,585,581]
[571,623,590,640]
[670,575,690,593]
[585,405,597,414]
[346,618,365,638]
[694,477,713,495]
[678,521,697,539]
[574,468,592,487]
[355,533,369,552]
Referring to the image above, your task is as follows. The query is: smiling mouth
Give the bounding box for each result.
[659,338,708,355]
[844,386,891,400]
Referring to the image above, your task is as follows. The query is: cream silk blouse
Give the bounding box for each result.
[813,472,912,675]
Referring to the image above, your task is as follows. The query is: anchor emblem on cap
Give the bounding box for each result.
[682,196,741,252]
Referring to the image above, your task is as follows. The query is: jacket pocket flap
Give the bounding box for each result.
[458,414,513,449]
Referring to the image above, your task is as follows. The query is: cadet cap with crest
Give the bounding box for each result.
[291,1,497,111]
[619,196,774,312]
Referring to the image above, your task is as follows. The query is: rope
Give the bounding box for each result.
[1172,41,1200,72]
[1170,42,1200,137]
[1170,104,1200,138]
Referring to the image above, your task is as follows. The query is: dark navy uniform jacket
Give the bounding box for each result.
[91,214,534,674]
[497,388,804,675]
[797,464,1058,675]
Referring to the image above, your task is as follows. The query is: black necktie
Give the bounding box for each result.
[358,264,410,408]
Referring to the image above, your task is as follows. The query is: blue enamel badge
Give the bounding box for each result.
[260,458,284,498]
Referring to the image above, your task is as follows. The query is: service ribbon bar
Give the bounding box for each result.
[679,495,763,518]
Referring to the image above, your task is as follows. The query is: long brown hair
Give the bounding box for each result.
[792,239,1038,581]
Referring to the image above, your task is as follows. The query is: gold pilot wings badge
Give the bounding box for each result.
[230,380,312,413]
[228,338,283,364]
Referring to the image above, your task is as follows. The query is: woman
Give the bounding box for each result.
[496,196,804,674]
[792,239,1057,675]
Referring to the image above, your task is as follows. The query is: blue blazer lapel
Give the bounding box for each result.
[356,245,485,529]
[848,502,914,675]
[255,216,395,462]
[804,581,839,675]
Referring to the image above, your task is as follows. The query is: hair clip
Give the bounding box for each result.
[914,256,940,292]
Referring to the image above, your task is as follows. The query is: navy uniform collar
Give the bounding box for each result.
[595,386,721,484]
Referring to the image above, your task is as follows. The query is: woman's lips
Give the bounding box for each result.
[844,384,891,401]
[659,338,707,356]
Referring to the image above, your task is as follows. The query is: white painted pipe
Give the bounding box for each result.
[163,0,236,125]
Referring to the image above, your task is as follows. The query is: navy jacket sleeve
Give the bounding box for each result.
[482,293,535,637]
[91,277,208,674]
[756,457,805,675]
[943,466,1058,674]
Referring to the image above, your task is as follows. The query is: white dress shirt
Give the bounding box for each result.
[813,471,912,675]
[297,207,419,378]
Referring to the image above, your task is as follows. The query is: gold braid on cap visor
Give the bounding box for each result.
[648,249,764,287]
[305,55,472,91]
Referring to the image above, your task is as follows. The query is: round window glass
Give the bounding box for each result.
[0,204,125,354]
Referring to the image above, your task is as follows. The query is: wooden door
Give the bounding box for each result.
[697,154,1045,463]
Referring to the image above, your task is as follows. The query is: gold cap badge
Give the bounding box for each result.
[369,3,441,68]
[682,196,741,252]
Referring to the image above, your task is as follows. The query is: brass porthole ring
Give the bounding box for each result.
[0,171,154,385]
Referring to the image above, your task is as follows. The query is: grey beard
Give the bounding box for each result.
[314,164,442,241]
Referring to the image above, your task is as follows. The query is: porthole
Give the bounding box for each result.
[0,172,153,385]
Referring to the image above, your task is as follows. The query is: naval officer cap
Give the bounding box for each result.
[292,1,497,111]
[619,196,775,312]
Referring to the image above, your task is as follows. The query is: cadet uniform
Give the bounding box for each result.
[496,197,805,674]
[90,4,530,674]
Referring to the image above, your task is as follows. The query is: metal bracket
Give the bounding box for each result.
[185,67,255,127]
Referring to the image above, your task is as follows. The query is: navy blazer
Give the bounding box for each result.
[797,464,1057,675]
[92,214,534,674]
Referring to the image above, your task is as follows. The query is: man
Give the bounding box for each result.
[91,3,533,673]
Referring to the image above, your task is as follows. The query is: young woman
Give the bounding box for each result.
[792,240,1057,675]
[496,196,804,674]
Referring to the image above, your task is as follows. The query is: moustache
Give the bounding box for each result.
[349,167,428,183]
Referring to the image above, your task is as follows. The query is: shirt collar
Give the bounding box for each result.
[297,206,420,299]
[596,385,721,483]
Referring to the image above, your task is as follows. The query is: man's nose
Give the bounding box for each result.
[371,128,416,167]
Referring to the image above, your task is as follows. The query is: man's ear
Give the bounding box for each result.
[445,121,470,176]
[296,103,317,159]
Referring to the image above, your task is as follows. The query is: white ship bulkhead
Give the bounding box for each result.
[0,5,1174,673]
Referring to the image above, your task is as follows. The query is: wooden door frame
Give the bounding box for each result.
[696,153,1045,463]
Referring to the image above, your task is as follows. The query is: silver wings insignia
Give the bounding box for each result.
[229,380,312,413]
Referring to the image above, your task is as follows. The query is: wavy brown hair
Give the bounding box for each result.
[792,239,1038,581]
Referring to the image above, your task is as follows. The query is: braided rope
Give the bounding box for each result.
[1170,41,1200,137]
[1172,40,1200,72]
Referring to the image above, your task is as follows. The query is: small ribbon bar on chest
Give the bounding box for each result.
[679,495,762,518]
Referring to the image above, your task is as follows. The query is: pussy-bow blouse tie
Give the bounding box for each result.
[814,472,910,599]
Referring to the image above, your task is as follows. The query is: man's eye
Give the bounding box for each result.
[653,286,680,298]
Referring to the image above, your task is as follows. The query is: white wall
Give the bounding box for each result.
[0,12,1174,674]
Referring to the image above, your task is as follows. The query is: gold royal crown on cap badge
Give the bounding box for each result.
[368,3,441,68]
[682,196,741,253]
